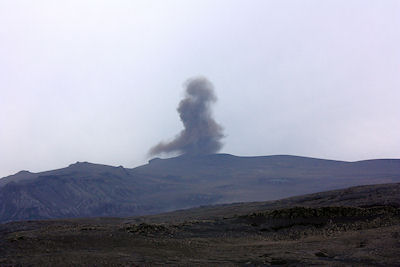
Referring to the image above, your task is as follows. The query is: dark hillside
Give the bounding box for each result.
[1,154,399,223]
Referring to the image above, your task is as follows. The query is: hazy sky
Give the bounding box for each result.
[1,0,399,178]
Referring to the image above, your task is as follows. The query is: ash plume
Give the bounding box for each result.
[149,77,224,156]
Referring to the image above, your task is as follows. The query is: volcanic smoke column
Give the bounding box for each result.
[149,77,224,156]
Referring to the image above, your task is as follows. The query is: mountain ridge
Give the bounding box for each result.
[3,153,400,186]
[1,153,400,223]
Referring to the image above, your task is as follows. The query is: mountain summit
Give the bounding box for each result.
[1,154,400,223]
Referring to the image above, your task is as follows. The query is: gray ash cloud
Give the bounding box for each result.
[149,77,224,156]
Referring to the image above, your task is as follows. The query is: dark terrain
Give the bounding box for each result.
[0,183,400,266]
[1,154,400,223]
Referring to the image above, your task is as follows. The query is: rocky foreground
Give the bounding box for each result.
[1,183,400,266]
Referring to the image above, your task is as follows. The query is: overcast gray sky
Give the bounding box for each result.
[1,0,399,178]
